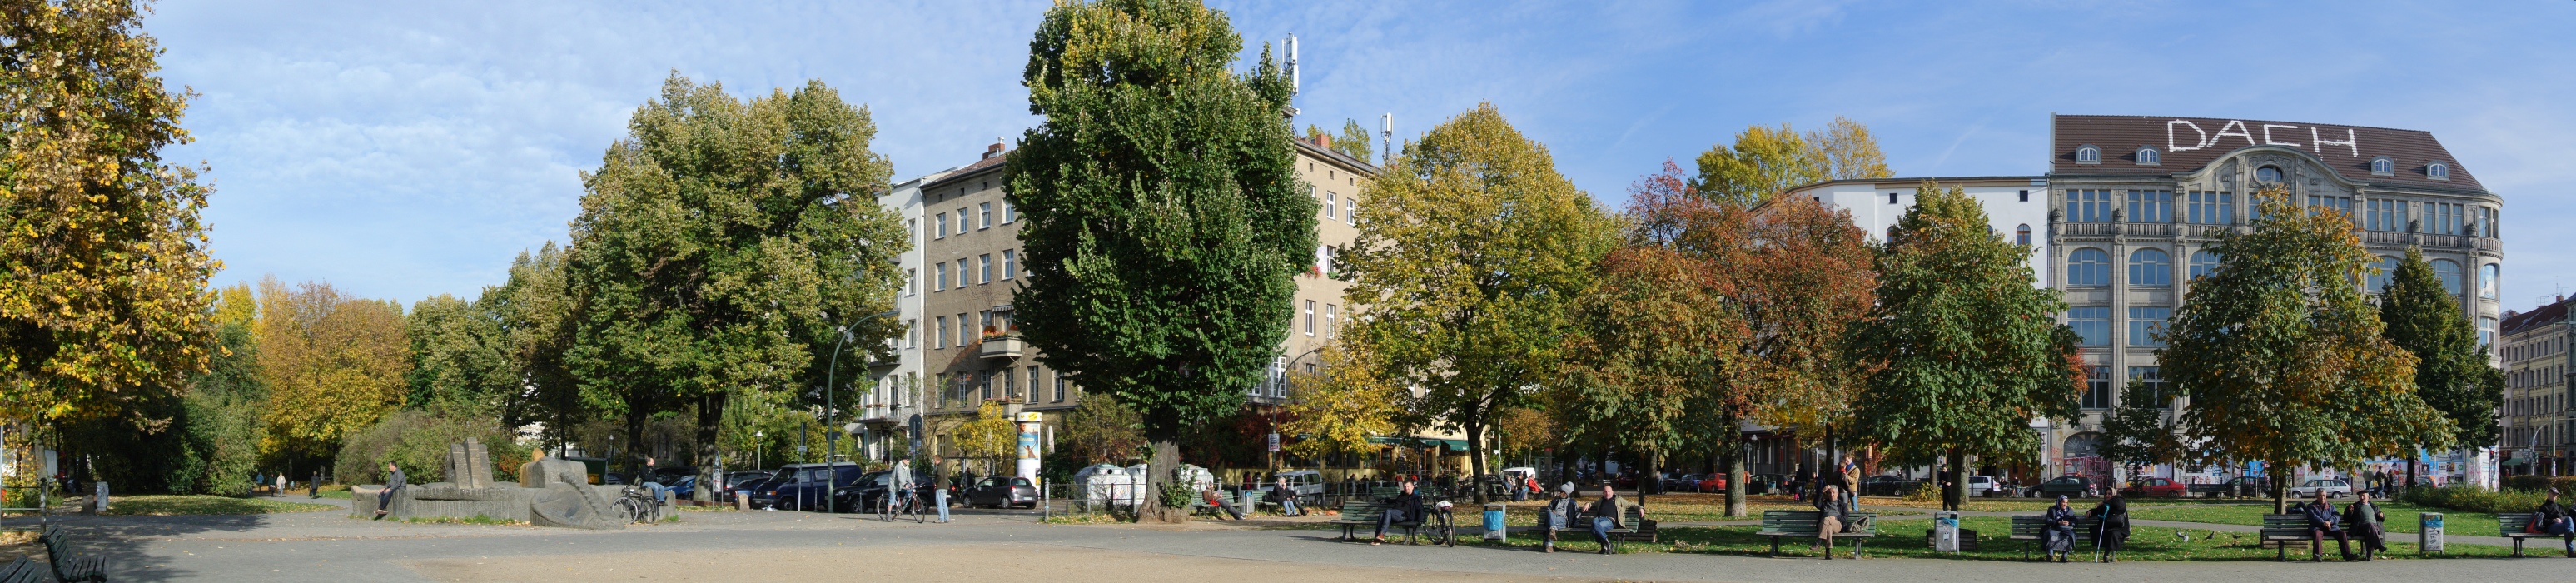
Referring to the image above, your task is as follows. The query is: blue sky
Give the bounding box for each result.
[150,1,2576,309]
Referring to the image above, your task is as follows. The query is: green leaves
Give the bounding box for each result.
[2379,247,2498,449]
[1010,0,1309,441]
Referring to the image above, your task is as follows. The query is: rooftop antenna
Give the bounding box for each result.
[1380,113,1392,167]
[1283,34,1300,118]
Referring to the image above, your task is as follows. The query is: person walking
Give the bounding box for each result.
[2534,488,2575,557]
[2089,489,2130,562]
[2041,496,2078,562]
[1371,481,1425,545]
[1838,455,1862,513]
[2302,490,2355,561]
[1539,483,1579,553]
[1588,484,1643,555]
[1809,485,1852,560]
[372,462,406,520]
[2343,491,2388,561]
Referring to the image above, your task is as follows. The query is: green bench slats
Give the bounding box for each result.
[1327,500,1422,543]
[2256,513,2314,562]
[2497,512,2575,557]
[0,558,45,583]
[2006,515,2099,561]
[1753,510,1877,558]
[40,526,108,582]
[1544,506,1652,551]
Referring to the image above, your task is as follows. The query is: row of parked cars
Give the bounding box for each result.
[713,462,1042,511]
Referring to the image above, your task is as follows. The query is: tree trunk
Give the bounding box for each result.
[2405,449,2422,499]
[1725,441,1748,518]
[1945,447,1967,512]
[1144,437,1181,522]
[694,393,724,502]
[2269,463,2289,514]
[1466,414,1490,504]
[624,405,647,481]
[1642,451,1661,496]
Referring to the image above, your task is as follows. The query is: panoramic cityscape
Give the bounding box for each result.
[2,2,2574,581]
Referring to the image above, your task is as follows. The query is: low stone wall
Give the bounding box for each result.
[350,483,544,522]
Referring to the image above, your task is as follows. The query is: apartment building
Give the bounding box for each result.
[2502,297,2574,476]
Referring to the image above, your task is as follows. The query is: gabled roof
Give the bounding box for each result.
[2503,296,2576,337]
[2051,114,2482,192]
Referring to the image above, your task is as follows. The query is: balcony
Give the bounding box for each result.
[979,334,1025,360]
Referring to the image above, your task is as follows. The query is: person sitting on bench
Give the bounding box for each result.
[1371,481,1425,545]
[1539,482,1579,552]
[2301,490,2355,561]
[1588,484,1642,555]
[2534,488,2575,557]
[1811,485,1850,560]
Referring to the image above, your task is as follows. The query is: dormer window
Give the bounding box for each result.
[2136,147,2160,165]
[2427,162,2450,180]
[2255,166,2283,183]
[2370,157,2394,176]
[2075,145,2101,164]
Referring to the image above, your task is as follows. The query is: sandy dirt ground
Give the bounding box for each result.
[402,542,1610,583]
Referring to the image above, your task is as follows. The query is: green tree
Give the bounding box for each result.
[1689,118,1892,207]
[176,305,267,493]
[1803,116,1892,182]
[2377,247,2502,488]
[0,0,218,426]
[1560,245,1735,495]
[2099,378,2188,480]
[1851,182,2082,511]
[256,277,412,466]
[565,74,907,500]
[1060,391,1147,465]
[1340,103,1619,502]
[949,401,1017,477]
[2161,187,2454,512]
[1305,118,1373,162]
[1007,0,1310,514]
[405,294,512,416]
[487,243,579,450]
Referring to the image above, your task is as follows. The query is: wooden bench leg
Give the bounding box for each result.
[1768,536,1780,558]
[1852,538,1865,559]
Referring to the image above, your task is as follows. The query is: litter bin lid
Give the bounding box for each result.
[1485,503,1506,510]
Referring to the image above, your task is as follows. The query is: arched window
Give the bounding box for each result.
[2129,248,2172,286]
[2068,248,2110,287]
[2367,256,2400,292]
[2370,157,2394,174]
[2433,259,2463,295]
[2255,166,2283,182]
[2482,263,2500,299]
[2016,224,2031,247]
[2136,147,2160,165]
[2076,145,2101,163]
[2190,251,2222,280]
[2428,162,2450,180]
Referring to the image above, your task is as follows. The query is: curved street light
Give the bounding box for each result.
[819,308,902,514]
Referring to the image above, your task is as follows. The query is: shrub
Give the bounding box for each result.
[2401,485,2551,514]
[333,410,527,486]
[2501,475,2576,493]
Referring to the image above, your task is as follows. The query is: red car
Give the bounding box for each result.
[1696,475,1728,492]
[2121,477,2187,498]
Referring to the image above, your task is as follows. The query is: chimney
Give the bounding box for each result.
[1314,133,1331,149]
[984,139,1004,160]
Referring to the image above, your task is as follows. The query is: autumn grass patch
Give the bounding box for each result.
[1424,516,2515,561]
[100,495,336,516]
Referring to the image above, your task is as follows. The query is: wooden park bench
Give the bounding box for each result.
[2256,513,2314,561]
[2006,514,2096,561]
[0,558,46,583]
[1547,505,1653,551]
[40,525,108,582]
[1755,510,1878,558]
[2498,512,2575,557]
[1327,500,1423,543]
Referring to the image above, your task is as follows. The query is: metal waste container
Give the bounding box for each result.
[1484,504,1508,540]
[1933,511,1962,551]
[2420,512,2444,553]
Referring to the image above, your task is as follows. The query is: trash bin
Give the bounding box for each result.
[1484,504,1507,541]
[1932,511,1962,552]
[2420,512,2444,553]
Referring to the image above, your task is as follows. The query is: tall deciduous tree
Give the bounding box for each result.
[1280,342,1401,466]
[1341,103,1619,502]
[2161,187,2454,512]
[1851,182,2081,511]
[1007,0,1310,514]
[1803,116,1892,182]
[256,277,411,464]
[2377,247,2502,487]
[565,74,907,500]
[1690,118,1892,207]
[0,0,217,426]
[1561,245,1736,495]
[1060,392,1146,465]
[405,294,512,416]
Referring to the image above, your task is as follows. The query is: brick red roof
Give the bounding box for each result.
[2504,296,2576,336]
[2051,114,2481,192]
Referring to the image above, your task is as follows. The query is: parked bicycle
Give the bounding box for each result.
[615,483,664,524]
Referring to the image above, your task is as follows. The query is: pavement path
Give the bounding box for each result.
[6,502,2574,582]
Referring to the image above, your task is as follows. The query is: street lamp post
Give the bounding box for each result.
[822,309,902,514]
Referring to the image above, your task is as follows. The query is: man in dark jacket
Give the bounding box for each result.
[2537,488,2574,556]
[1587,485,1643,555]
[1811,485,1851,560]
[2301,490,2354,561]
[1371,481,1425,544]
[2343,491,2387,561]
[373,462,406,519]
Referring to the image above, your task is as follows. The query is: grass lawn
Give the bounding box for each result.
[1395,516,2518,561]
[1863,496,2265,513]
[2126,502,2500,536]
[102,495,337,516]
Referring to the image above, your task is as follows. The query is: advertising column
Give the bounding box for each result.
[1015,412,1043,482]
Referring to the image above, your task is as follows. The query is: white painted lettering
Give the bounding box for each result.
[2311,127,2360,157]
[2210,120,2256,148]
[2167,121,2207,152]
[2261,124,2302,147]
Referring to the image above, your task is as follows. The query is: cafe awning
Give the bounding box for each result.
[1369,436,1469,451]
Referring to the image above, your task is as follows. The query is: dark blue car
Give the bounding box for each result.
[769,462,868,511]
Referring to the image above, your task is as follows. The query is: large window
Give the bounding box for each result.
[2365,199,2405,232]
[2067,248,2110,286]
[1325,192,1337,221]
[2068,190,2114,222]
[2129,366,2166,408]
[935,316,949,349]
[979,254,992,284]
[935,262,949,290]
[2481,263,2499,299]
[1002,250,1017,280]
[2016,224,2031,247]
[2070,307,2111,346]
[2126,190,2172,223]
[2484,207,2498,237]
[2128,306,2170,347]
[935,212,949,238]
[2434,259,2463,296]
[2480,316,2498,348]
[2367,256,2400,292]
[2129,248,2172,286]
[2255,166,2283,182]
[2186,191,2233,225]
[2082,366,2112,410]
[2190,251,2222,281]
[978,202,992,229]
[2428,202,2464,235]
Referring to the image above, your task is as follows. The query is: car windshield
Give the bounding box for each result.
[1012,478,1032,487]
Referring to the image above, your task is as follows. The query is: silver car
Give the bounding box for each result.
[2287,479,2353,499]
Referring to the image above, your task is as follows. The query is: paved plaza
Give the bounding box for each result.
[2,500,2570,583]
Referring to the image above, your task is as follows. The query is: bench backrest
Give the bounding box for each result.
[2260,513,2309,531]
[1760,509,1877,534]
[2499,512,2535,535]
[1339,501,1384,521]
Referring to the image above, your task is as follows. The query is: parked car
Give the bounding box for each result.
[836,468,932,511]
[1965,476,2000,496]
[1750,473,1788,495]
[2286,479,2353,499]
[1257,471,1325,505]
[721,470,778,501]
[964,476,1040,508]
[2122,477,2187,498]
[1697,474,1728,493]
[1859,476,1907,496]
[769,462,868,511]
[1662,473,1699,492]
[2028,476,2103,498]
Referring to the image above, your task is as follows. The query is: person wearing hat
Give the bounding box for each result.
[2342,491,2387,561]
[1539,482,1580,552]
[2536,488,2575,557]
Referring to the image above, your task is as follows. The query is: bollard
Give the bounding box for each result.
[934,489,951,523]
[1484,504,1507,541]
[736,491,751,511]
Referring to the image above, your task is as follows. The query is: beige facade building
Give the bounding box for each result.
[2501,297,2573,475]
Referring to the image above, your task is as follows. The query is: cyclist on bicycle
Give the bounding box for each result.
[888,458,918,514]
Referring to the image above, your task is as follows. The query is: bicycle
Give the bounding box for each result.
[1425,501,1457,547]
[615,484,664,524]
[881,488,926,523]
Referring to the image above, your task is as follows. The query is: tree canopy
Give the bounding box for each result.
[1689,117,1890,207]
[2377,247,2502,451]
[256,277,411,461]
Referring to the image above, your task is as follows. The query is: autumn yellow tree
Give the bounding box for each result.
[1560,244,1740,494]
[0,0,218,426]
[949,401,1019,477]
[1280,342,1402,467]
[256,277,412,463]
[1690,117,1892,207]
